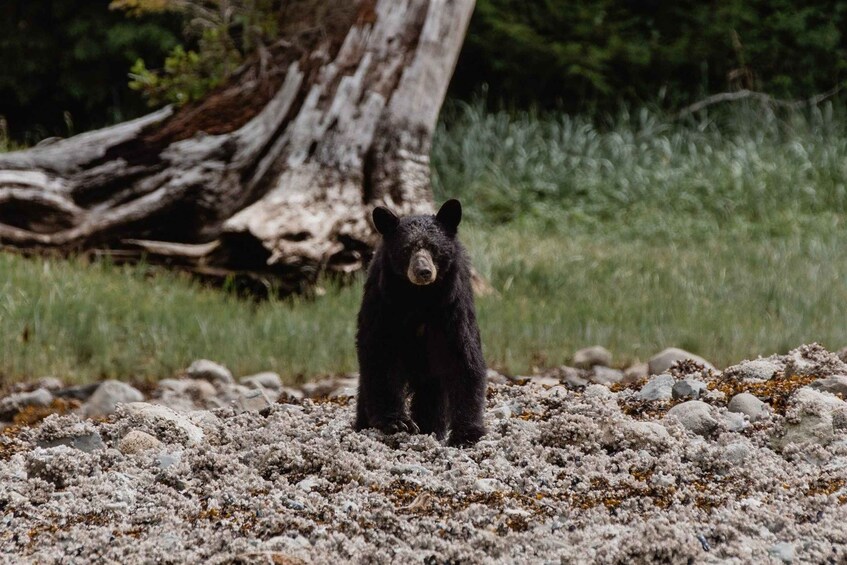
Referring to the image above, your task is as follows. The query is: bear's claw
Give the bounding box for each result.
[379,417,420,435]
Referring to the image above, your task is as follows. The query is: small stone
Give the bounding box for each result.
[487,369,510,384]
[492,404,512,419]
[722,411,747,432]
[837,347,847,364]
[649,348,715,375]
[278,387,305,402]
[53,383,99,401]
[589,366,624,386]
[665,401,719,436]
[38,431,105,453]
[475,478,502,493]
[724,358,783,382]
[240,372,283,390]
[122,402,205,445]
[85,380,144,418]
[528,376,561,388]
[238,388,271,412]
[36,377,64,391]
[572,346,612,369]
[720,441,751,465]
[728,393,770,422]
[810,375,847,397]
[554,366,589,388]
[328,386,357,400]
[773,388,847,450]
[768,542,795,563]
[0,388,54,420]
[119,430,162,455]
[584,384,613,399]
[671,378,708,400]
[297,477,319,491]
[186,359,234,385]
[300,378,339,398]
[157,453,181,470]
[638,374,675,401]
[623,363,649,383]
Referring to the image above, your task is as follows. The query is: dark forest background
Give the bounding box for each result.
[2,0,846,142]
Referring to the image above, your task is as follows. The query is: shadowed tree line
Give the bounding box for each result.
[2,0,847,142]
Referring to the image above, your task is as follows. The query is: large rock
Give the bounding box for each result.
[773,388,847,451]
[120,402,205,445]
[638,374,675,401]
[727,393,770,422]
[648,348,714,375]
[85,380,144,418]
[671,378,708,400]
[810,375,847,397]
[238,388,271,412]
[186,359,234,385]
[665,401,719,436]
[119,430,163,454]
[589,366,624,386]
[723,357,783,382]
[572,346,612,369]
[623,362,649,383]
[37,431,105,453]
[240,372,283,391]
[0,388,53,420]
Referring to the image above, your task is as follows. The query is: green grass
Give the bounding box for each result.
[5,102,847,385]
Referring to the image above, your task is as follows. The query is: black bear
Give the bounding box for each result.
[354,199,487,447]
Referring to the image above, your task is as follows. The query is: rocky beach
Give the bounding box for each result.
[2,344,847,563]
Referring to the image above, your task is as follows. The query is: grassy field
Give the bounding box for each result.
[4,102,847,385]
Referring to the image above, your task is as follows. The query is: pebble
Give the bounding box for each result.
[240,372,283,390]
[85,380,144,418]
[589,366,624,386]
[122,402,205,445]
[572,346,612,369]
[665,401,718,436]
[623,362,649,383]
[186,359,234,385]
[671,378,708,400]
[725,358,783,382]
[119,430,162,455]
[37,431,105,453]
[768,542,795,563]
[728,393,769,422]
[638,374,675,401]
[0,388,53,420]
[648,348,715,375]
[810,375,847,397]
[238,388,271,412]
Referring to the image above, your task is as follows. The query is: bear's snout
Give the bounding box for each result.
[407,249,437,285]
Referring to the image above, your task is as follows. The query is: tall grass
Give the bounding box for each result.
[433,101,847,239]
[4,103,847,384]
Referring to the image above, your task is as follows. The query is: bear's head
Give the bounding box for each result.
[372,199,462,286]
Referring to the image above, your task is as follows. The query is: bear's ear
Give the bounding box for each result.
[436,199,462,233]
[372,206,399,235]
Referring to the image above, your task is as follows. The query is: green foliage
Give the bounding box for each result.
[452,0,847,109]
[6,105,847,382]
[113,0,281,106]
[0,1,181,142]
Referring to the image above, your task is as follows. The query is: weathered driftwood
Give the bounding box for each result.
[0,0,474,293]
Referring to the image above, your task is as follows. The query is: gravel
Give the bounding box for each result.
[1,344,847,563]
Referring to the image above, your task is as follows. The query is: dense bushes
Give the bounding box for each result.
[450,0,847,110]
[0,1,180,142]
[2,1,846,141]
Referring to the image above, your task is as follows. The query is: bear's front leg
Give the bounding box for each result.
[356,333,419,435]
[443,311,487,447]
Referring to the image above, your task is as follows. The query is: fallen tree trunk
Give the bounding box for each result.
[0,0,474,294]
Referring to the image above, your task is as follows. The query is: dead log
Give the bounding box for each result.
[0,0,475,293]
